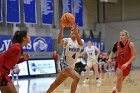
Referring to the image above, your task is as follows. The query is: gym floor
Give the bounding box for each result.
[3,69,140,93]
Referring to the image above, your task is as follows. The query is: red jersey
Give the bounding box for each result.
[117,40,131,65]
[116,40,132,76]
[0,43,25,83]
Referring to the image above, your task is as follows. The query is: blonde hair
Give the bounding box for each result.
[121,30,129,37]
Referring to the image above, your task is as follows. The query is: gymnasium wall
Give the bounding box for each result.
[122,0,140,21]
[83,0,97,30]
[104,0,140,22]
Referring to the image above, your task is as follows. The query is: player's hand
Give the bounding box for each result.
[60,20,65,30]
[23,53,30,60]
[73,23,78,33]
[121,63,129,70]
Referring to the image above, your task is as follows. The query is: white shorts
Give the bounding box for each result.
[58,58,71,72]
[87,59,98,68]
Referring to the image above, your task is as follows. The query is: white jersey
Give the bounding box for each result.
[84,46,99,61]
[62,38,84,67]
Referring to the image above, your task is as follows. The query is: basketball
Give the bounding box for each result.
[61,13,75,27]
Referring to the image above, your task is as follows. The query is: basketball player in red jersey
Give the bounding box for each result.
[0,30,30,93]
[108,30,136,93]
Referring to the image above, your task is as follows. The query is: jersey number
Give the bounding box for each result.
[89,53,92,55]
[121,54,125,59]
[72,53,76,59]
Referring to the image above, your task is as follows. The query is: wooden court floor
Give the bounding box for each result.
[1,69,140,93]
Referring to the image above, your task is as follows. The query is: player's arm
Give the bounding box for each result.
[127,42,136,65]
[73,24,83,46]
[108,51,115,62]
[80,48,86,57]
[96,48,100,59]
[108,42,117,62]
[3,45,21,59]
[18,53,30,64]
[57,22,64,45]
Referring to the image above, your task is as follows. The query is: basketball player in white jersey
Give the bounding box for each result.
[81,41,101,84]
[46,23,84,93]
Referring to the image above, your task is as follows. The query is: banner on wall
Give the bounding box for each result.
[74,0,83,27]
[6,0,20,23]
[24,0,37,24]
[0,35,52,53]
[0,0,2,22]
[41,0,53,24]
[84,38,105,52]
[62,0,72,14]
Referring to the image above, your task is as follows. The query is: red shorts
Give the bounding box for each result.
[118,62,131,76]
[0,68,12,83]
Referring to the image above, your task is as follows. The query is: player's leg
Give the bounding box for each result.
[111,68,127,93]
[64,68,80,93]
[111,68,123,93]
[116,68,124,92]
[117,63,131,93]
[83,62,92,83]
[85,66,91,78]
[107,60,112,72]
[0,82,17,93]
[111,61,115,72]
[92,63,101,83]
[103,62,108,72]
[46,72,68,93]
